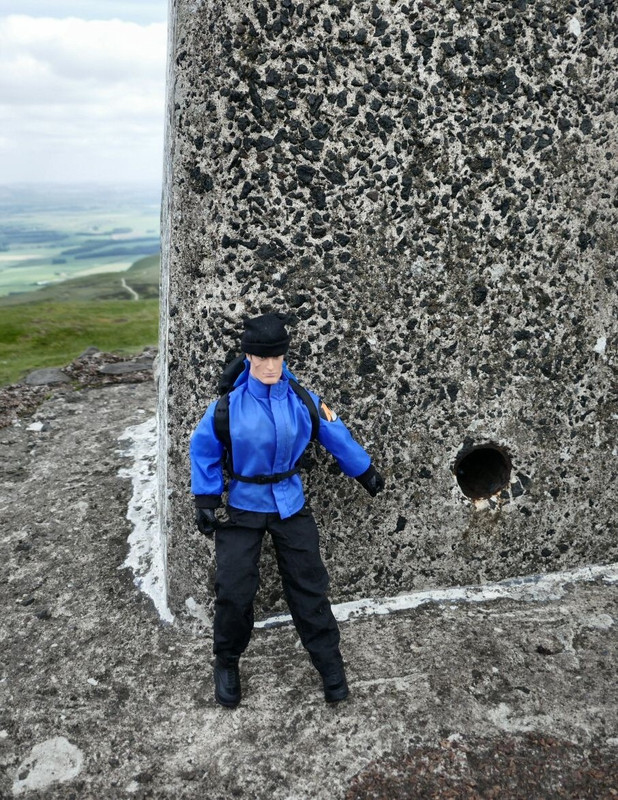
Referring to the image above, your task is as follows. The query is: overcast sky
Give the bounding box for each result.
[0,0,167,186]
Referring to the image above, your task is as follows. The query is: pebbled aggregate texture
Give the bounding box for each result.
[163,0,617,616]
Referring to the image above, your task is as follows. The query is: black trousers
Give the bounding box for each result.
[213,505,342,671]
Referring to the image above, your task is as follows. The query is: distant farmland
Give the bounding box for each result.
[0,185,161,384]
[0,184,161,298]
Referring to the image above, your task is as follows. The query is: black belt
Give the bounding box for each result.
[228,463,301,485]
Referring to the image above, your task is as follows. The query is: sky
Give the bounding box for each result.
[0,0,167,186]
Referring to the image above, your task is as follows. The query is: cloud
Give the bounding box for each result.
[0,15,167,184]
[6,1,166,25]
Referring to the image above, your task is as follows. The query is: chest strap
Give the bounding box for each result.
[228,465,301,484]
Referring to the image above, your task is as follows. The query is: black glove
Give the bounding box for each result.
[195,507,218,536]
[355,465,385,497]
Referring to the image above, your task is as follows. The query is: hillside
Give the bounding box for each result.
[0,184,160,298]
[0,255,159,385]
[0,253,160,305]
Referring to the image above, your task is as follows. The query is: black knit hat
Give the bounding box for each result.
[241,312,291,357]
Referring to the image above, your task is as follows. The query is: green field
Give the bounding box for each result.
[0,253,160,306]
[0,184,160,298]
[0,254,160,386]
[0,186,162,386]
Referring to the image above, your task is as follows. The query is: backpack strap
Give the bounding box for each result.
[229,465,302,484]
[214,391,244,480]
[213,392,232,458]
[289,379,320,441]
[218,355,247,394]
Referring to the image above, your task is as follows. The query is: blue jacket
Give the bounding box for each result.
[190,361,371,519]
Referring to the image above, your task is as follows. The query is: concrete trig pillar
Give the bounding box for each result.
[160,0,617,619]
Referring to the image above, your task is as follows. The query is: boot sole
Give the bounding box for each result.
[214,690,240,708]
[324,686,349,703]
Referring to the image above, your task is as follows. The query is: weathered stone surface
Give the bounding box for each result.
[1,382,617,798]
[99,361,153,375]
[76,346,101,360]
[24,368,70,386]
[161,0,618,616]
[12,737,84,796]
[0,348,158,429]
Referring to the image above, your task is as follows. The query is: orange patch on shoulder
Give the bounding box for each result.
[320,401,337,422]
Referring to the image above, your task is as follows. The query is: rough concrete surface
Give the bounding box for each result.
[2,381,617,798]
[161,0,618,615]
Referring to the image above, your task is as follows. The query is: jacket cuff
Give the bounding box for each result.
[194,494,222,509]
[354,464,376,488]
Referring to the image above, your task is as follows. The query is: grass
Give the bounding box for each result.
[0,299,159,385]
[0,254,160,385]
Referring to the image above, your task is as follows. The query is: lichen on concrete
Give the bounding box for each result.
[162,0,617,616]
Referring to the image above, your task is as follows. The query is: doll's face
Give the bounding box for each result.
[246,354,284,385]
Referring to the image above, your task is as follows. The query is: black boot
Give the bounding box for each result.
[213,655,241,707]
[320,662,349,703]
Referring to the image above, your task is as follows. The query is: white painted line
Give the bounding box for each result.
[255,563,618,629]
[118,416,174,624]
[117,413,618,632]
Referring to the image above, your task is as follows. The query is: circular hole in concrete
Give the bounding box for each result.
[454,444,512,500]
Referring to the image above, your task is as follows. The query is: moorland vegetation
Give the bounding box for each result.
[0,254,159,385]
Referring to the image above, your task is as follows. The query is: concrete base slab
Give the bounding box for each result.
[1,382,616,798]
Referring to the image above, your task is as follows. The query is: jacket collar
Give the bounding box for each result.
[247,373,289,399]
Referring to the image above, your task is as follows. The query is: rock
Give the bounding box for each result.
[26,420,51,432]
[76,347,101,360]
[12,737,84,796]
[24,368,70,386]
[98,362,153,375]
[26,422,45,432]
